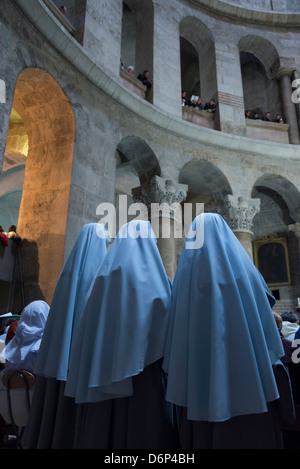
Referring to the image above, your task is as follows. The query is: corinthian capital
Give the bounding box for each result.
[288,222,300,238]
[222,195,260,234]
[132,175,188,208]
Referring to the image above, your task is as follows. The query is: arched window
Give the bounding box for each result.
[239,36,281,120]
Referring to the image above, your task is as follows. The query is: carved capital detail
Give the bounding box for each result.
[132,176,188,214]
[276,66,295,81]
[222,195,261,234]
[288,222,300,238]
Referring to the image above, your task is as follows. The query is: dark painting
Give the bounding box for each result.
[256,240,290,286]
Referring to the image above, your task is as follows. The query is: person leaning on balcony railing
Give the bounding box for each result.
[126,65,134,75]
[262,111,271,122]
[182,91,188,106]
[273,113,284,124]
[187,95,197,107]
[252,111,261,121]
[137,70,152,89]
[204,98,216,113]
[195,97,204,110]
[59,5,67,15]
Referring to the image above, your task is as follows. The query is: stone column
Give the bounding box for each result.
[222,195,261,260]
[132,176,188,281]
[74,0,123,79]
[276,67,300,144]
[134,2,182,115]
[214,42,246,136]
[134,0,154,83]
[292,69,300,136]
[151,4,182,116]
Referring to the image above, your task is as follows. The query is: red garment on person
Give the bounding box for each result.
[5,320,19,344]
[0,233,8,246]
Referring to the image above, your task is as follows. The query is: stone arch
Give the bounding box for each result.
[238,35,281,117]
[175,159,232,263]
[179,17,217,104]
[239,36,280,80]
[116,135,160,184]
[115,135,161,230]
[179,158,232,213]
[251,174,300,310]
[2,67,76,304]
[251,174,300,232]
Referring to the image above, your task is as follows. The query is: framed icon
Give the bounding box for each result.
[253,237,291,287]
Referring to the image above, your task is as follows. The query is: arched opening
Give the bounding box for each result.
[179,159,232,210]
[251,174,300,312]
[115,136,161,233]
[0,68,76,310]
[121,1,136,71]
[180,38,200,98]
[239,36,281,119]
[252,174,300,225]
[178,159,232,258]
[120,0,154,101]
[180,17,217,108]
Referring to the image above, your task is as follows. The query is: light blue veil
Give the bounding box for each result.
[0,300,50,373]
[163,213,284,422]
[34,223,110,381]
[64,220,172,403]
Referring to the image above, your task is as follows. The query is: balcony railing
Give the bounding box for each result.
[246,119,289,144]
[42,0,76,36]
[182,106,215,129]
[119,69,148,100]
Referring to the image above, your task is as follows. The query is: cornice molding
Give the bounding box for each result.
[184,0,300,28]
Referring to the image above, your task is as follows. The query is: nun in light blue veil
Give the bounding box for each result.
[64,220,177,449]
[163,213,288,449]
[0,300,50,376]
[24,223,110,449]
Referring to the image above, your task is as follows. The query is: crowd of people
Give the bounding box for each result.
[120,59,286,125]
[0,214,299,450]
[120,57,153,90]
[182,91,217,113]
[245,109,284,123]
